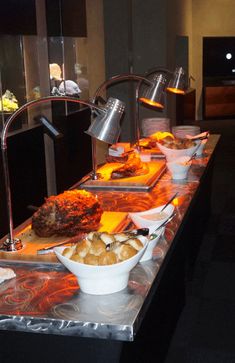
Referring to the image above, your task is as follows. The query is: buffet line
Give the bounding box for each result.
[0,133,219,341]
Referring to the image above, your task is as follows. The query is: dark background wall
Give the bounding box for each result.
[103,0,172,142]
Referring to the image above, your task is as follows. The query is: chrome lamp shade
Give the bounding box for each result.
[138,74,167,108]
[86,97,125,144]
[166,66,186,94]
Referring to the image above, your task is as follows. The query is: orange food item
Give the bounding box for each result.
[111,152,149,179]
[150,131,174,141]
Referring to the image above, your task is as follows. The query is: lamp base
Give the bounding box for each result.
[91,172,103,180]
[2,238,23,252]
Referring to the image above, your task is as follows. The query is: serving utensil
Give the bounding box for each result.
[37,227,149,255]
[149,212,176,240]
[190,132,209,141]
[160,192,178,212]
[186,131,209,142]
[186,152,197,164]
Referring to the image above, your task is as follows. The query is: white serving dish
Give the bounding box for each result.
[54,236,148,295]
[129,204,174,235]
[166,156,191,180]
[140,228,164,262]
[156,141,200,162]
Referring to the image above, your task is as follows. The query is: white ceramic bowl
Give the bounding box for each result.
[129,204,174,235]
[54,236,148,295]
[157,141,200,162]
[166,156,191,180]
[140,228,164,262]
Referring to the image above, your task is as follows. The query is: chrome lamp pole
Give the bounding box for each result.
[1,95,125,251]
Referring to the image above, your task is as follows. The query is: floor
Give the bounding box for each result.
[165,119,235,362]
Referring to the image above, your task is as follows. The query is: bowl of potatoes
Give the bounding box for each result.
[54,231,148,295]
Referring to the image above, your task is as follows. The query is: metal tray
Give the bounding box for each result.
[81,161,166,191]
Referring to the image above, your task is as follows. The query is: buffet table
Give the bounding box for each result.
[0,135,220,363]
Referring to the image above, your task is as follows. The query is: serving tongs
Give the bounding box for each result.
[149,212,176,240]
[186,131,209,142]
[160,192,178,212]
[37,212,176,255]
[37,227,149,255]
[186,151,198,164]
[106,212,176,249]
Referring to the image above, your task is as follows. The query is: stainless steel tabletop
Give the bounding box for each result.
[0,135,220,341]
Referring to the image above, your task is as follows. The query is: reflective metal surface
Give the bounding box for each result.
[0,135,220,341]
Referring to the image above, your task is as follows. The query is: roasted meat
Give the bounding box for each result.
[32,190,102,237]
[106,154,129,163]
[111,152,149,179]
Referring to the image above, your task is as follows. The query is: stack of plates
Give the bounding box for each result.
[172,125,200,138]
[141,118,170,137]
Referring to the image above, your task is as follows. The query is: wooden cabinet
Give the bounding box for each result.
[203,85,235,119]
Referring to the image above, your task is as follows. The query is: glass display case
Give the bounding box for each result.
[0,35,25,130]
[0,0,90,132]
[0,0,105,236]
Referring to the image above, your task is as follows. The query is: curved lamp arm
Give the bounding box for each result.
[1,96,104,149]
[90,73,162,166]
[1,95,123,251]
[92,73,152,103]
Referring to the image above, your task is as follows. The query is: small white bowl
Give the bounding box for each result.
[157,141,200,162]
[140,228,164,262]
[54,236,148,295]
[166,156,191,180]
[129,204,174,235]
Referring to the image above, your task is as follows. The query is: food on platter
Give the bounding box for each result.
[106,153,129,163]
[158,136,196,150]
[111,152,149,179]
[138,138,157,149]
[61,231,144,266]
[32,190,102,237]
[149,131,175,142]
[106,143,131,163]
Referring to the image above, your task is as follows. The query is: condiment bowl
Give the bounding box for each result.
[166,156,191,180]
[129,204,174,235]
[54,236,148,295]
